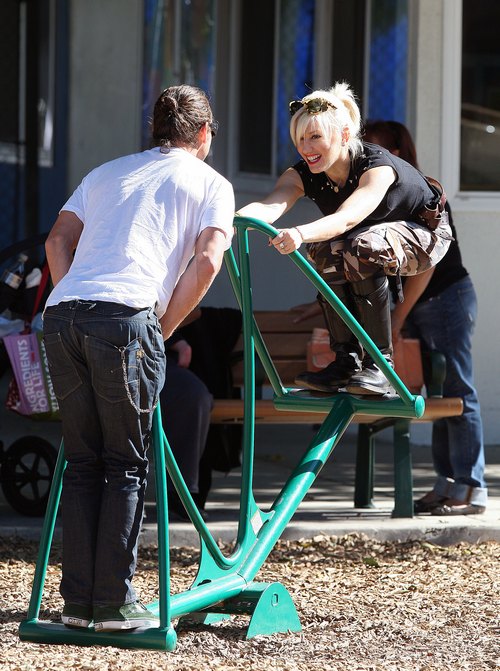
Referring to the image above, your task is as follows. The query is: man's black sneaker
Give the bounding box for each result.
[294,361,354,393]
[61,603,93,628]
[94,601,159,632]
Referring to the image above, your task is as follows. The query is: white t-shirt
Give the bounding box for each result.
[46,147,235,316]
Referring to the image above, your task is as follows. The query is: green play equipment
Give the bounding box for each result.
[19,216,424,651]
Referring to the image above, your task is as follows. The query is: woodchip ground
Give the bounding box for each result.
[1,534,499,671]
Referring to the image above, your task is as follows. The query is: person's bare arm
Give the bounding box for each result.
[159,227,227,340]
[45,211,84,285]
[236,168,305,224]
[391,267,436,341]
[271,166,396,253]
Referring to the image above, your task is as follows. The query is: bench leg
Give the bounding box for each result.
[392,419,414,518]
[354,424,375,508]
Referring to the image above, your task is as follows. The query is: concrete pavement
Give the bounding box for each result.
[1,420,499,548]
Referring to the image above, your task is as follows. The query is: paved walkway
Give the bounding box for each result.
[1,419,499,548]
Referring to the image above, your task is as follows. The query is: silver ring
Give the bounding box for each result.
[279,242,285,249]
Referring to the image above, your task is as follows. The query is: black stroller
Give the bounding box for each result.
[0,234,58,516]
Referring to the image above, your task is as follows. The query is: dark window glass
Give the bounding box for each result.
[276,0,315,174]
[238,0,274,174]
[367,0,408,121]
[331,0,365,100]
[461,0,500,191]
[0,1,20,143]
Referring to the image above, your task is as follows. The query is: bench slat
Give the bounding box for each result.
[210,397,464,425]
[252,310,324,333]
[231,360,308,387]
[234,332,313,357]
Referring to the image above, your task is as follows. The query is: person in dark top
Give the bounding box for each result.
[363,120,487,515]
[237,82,451,398]
[159,306,242,520]
[160,329,213,521]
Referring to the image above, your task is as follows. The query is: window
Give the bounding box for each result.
[0,0,56,167]
[143,0,372,185]
[365,0,408,122]
[142,0,217,148]
[460,0,500,191]
[237,0,315,179]
[235,0,366,183]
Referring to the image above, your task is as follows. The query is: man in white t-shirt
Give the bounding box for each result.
[42,85,234,633]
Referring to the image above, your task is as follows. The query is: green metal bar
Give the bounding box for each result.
[165,574,247,620]
[161,416,238,570]
[151,405,172,628]
[272,392,425,419]
[225,246,286,397]
[19,622,177,651]
[233,216,417,407]
[25,440,65,620]
[238,395,354,583]
[235,227,259,539]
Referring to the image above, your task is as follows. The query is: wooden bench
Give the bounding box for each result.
[210,310,463,518]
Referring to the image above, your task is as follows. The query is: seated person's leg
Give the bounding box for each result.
[160,356,213,518]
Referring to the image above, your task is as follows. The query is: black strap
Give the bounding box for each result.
[0,233,49,266]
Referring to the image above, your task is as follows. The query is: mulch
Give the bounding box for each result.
[1,534,499,671]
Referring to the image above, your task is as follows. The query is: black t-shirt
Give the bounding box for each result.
[293,141,468,299]
[293,142,437,227]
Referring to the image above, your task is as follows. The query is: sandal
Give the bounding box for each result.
[413,492,447,514]
[431,498,486,516]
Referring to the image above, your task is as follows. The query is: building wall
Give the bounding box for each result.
[67,0,143,191]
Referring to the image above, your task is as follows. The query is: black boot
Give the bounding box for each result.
[294,284,362,393]
[345,275,394,396]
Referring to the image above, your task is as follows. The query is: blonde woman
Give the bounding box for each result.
[238,82,451,396]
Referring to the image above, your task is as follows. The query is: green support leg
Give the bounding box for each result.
[19,410,178,652]
[354,424,376,508]
[392,419,414,518]
[244,583,301,639]
[189,582,301,639]
[354,419,399,509]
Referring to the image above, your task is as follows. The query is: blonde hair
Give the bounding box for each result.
[290,82,363,158]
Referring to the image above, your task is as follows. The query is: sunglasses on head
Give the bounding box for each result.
[209,120,219,138]
[289,98,337,117]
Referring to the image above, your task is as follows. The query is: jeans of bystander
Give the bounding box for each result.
[407,276,487,507]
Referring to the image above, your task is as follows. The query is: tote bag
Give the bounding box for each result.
[4,330,59,420]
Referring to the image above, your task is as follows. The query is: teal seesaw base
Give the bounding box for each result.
[179,582,301,639]
[19,216,424,650]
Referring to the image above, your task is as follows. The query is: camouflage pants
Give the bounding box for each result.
[309,216,452,285]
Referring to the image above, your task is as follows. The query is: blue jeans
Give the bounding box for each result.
[407,276,487,506]
[43,300,166,607]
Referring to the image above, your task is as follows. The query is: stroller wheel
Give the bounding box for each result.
[0,436,57,516]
